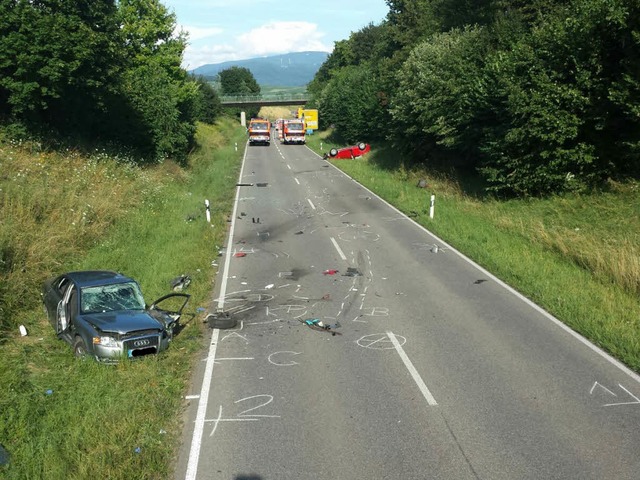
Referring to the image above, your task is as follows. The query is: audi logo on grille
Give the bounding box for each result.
[133,339,151,347]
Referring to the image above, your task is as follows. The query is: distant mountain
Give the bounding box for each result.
[190,51,329,87]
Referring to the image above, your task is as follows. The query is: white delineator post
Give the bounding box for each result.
[429,194,435,219]
[205,199,211,223]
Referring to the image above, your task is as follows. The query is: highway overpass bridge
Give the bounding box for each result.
[220,94,309,107]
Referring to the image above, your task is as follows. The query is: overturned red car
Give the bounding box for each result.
[323,142,371,159]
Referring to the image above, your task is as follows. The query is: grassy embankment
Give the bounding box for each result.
[0,118,247,479]
[306,131,640,373]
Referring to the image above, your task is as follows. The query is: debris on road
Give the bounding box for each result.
[344,267,362,277]
[323,269,339,275]
[234,252,247,257]
[206,311,237,329]
[301,318,342,335]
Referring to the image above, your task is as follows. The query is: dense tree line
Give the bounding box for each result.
[218,66,261,119]
[311,0,640,196]
[0,0,222,163]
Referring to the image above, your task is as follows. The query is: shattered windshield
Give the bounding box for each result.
[81,282,146,313]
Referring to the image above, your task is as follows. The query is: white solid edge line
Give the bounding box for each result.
[307,146,640,386]
[330,237,347,261]
[387,331,437,406]
[185,141,250,480]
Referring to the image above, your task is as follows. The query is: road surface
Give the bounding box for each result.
[174,139,640,480]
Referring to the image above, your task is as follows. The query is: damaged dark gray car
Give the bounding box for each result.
[42,270,189,362]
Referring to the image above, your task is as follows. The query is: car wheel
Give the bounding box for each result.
[357,142,367,151]
[73,336,88,358]
[206,312,237,329]
[329,148,339,157]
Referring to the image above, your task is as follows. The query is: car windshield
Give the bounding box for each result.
[251,123,268,131]
[81,282,146,313]
[287,123,303,131]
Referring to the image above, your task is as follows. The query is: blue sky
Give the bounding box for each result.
[160,0,390,70]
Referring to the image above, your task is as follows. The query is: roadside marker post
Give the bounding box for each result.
[429,194,435,219]
[205,199,211,223]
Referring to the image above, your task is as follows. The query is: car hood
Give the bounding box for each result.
[81,311,164,335]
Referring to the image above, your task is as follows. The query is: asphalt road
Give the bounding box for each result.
[174,137,640,480]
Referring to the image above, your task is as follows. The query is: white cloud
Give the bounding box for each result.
[178,24,223,42]
[183,21,333,69]
[237,21,331,56]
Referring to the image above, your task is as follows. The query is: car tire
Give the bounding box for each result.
[357,142,366,151]
[329,148,339,157]
[206,312,237,329]
[73,337,88,358]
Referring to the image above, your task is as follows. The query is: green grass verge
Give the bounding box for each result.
[306,131,640,373]
[0,118,246,479]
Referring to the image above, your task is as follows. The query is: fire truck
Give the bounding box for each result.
[248,118,271,146]
[282,119,305,145]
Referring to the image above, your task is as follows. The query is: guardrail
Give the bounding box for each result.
[220,93,310,106]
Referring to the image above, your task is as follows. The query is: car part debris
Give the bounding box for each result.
[474,279,488,284]
[236,183,254,186]
[344,268,362,277]
[207,312,237,329]
[19,325,27,336]
[256,182,268,187]
[234,252,247,257]
[170,274,191,292]
[301,318,342,335]
[323,269,339,275]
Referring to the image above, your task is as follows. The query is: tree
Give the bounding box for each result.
[0,0,121,134]
[318,64,386,143]
[190,75,222,124]
[218,67,260,96]
[114,0,198,162]
[479,0,640,195]
[390,26,493,166]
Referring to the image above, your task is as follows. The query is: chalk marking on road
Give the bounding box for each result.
[603,384,640,407]
[330,237,347,261]
[307,198,316,210]
[287,164,292,170]
[215,357,255,361]
[221,332,248,343]
[208,405,223,438]
[268,351,302,366]
[387,331,438,406]
[294,177,300,185]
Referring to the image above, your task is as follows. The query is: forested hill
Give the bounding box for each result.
[190,51,328,87]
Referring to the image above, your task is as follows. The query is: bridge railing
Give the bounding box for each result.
[220,93,310,104]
